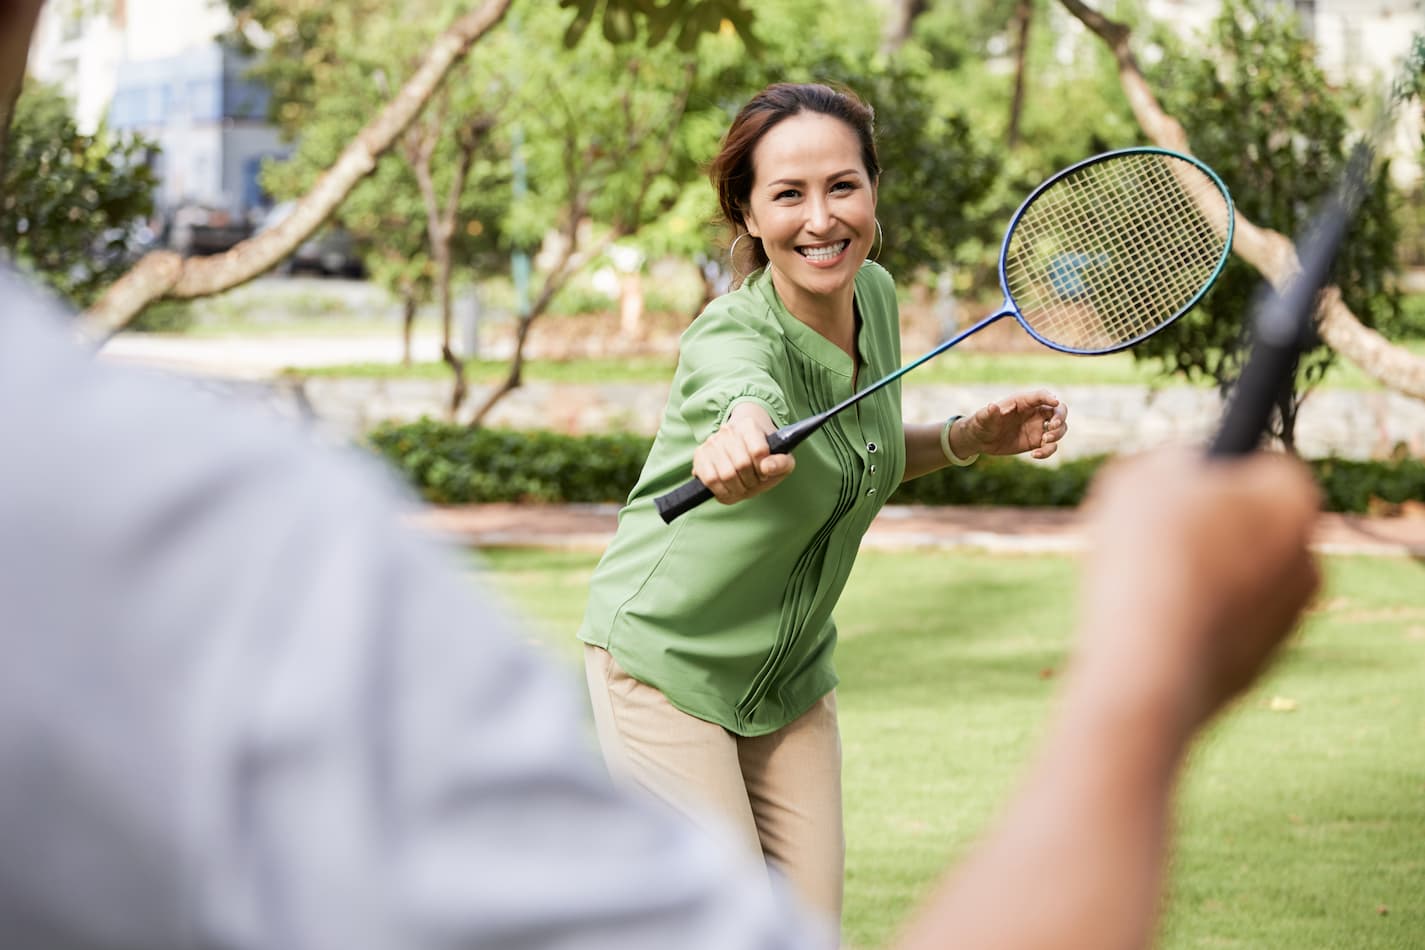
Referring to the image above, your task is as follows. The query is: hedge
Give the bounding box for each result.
[366,420,1425,514]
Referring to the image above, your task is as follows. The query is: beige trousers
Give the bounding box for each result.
[583,644,845,925]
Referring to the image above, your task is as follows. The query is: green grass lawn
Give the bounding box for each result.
[474,546,1425,949]
[294,350,1164,387]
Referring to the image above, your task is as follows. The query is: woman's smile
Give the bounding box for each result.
[798,239,850,264]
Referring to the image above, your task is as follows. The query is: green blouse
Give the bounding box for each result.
[577,262,905,736]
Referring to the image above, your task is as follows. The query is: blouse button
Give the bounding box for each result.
[870,464,877,474]
[867,487,878,496]
[867,441,878,453]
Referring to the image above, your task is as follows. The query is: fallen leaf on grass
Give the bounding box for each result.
[1267,696,1299,712]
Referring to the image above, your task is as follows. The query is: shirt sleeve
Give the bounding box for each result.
[671,296,793,443]
[0,268,834,950]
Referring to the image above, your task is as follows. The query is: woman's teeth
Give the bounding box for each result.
[799,241,848,262]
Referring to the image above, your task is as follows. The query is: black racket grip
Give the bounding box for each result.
[655,478,716,522]
[1209,338,1301,457]
[1210,190,1346,458]
[653,416,822,524]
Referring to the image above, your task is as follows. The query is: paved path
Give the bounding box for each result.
[413,503,1425,557]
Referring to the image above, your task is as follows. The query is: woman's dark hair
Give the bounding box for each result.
[709,83,879,280]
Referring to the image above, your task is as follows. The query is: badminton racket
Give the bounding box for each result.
[659,146,1235,522]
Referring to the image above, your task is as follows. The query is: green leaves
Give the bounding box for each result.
[368,420,1425,513]
[556,0,759,52]
[0,81,157,307]
[1137,0,1403,451]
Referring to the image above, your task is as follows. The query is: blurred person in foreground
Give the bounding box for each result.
[0,261,1318,949]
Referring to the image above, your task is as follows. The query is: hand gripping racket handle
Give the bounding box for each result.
[654,413,830,524]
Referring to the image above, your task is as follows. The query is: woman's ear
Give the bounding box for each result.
[741,207,760,239]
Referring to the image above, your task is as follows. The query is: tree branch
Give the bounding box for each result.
[0,0,44,181]
[80,0,513,342]
[1059,0,1425,399]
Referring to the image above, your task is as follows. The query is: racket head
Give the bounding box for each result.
[998,147,1235,355]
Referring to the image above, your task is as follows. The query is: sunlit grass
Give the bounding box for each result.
[474,546,1425,949]
[284,340,1425,390]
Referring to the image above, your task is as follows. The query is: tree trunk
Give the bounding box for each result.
[466,231,598,429]
[1007,0,1033,149]
[881,0,929,54]
[401,289,418,368]
[1057,0,1425,401]
[78,0,513,341]
[0,0,44,180]
[619,270,644,339]
[467,60,698,429]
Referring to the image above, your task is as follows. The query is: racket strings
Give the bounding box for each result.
[1004,152,1230,352]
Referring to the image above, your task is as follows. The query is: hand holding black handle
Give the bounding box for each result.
[653,412,834,523]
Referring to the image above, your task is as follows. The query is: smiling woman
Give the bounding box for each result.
[574,81,1074,932]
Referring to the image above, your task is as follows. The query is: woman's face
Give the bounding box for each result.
[742,111,877,317]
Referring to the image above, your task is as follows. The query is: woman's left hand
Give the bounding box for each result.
[953,390,1070,461]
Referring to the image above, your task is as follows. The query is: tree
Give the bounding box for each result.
[68,0,762,341]
[465,10,704,426]
[76,0,516,340]
[1058,0,1425,404]
[1123,0,1402,450]
[243,0,509,382]
[0,0,42,178]
[0,81,158,307]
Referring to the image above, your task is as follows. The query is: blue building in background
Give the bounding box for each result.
[108,44,287,244]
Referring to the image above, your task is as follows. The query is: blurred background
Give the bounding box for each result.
[7,0,1425,495]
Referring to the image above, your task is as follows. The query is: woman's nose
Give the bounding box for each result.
[805,195,833,232]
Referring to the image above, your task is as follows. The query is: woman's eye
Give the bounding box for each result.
[775,189,800,201]
[832,181,855,193]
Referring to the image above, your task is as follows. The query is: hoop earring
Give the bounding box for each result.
[729,231,750,280]
[872,218,884,262]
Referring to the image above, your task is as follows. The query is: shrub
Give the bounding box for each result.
[367,421,1425,514]
[367,420,651,505]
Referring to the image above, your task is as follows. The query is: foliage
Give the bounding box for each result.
[646,0,1007,286]
[365,420,1425,513]
[367,420,653,504]
[908,0,1139,164]
[893,452,1103,506]
[128,300,197,333]
[557,0,758,50]
[900,0,1141,288]
[243,1,506,303]
[1312,455,1425,514]
[1139,0,1402,449]
[0,81,157,307]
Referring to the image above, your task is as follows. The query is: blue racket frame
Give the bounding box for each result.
[942,146,1235,365]
[655,146,1235,523]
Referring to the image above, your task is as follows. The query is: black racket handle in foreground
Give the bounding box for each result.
[654,413,829,522]
[1209,145,1367,457]
[1212,33,1422,456]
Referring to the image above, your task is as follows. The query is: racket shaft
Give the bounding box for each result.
[1209,334,1300,455]
[1210,189,1351,457]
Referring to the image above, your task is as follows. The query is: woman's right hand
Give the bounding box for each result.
[692,402,796,506]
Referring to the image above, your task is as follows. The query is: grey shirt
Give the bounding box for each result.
[0,269,831,949]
